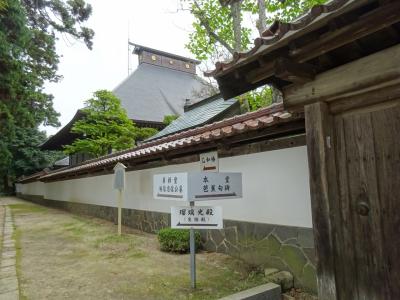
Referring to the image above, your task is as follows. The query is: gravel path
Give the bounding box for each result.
[0,201,20,300]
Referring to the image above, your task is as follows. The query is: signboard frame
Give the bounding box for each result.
[153,172,242,201]
[171,206,223,229]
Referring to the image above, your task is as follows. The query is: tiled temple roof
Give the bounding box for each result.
[37,102,303,181]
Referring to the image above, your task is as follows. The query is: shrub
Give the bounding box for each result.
[157,228,201,253]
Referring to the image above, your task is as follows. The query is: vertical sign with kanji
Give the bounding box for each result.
[113,162,126,236]
[199,151,218,172]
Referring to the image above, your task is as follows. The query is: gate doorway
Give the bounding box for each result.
[306,101,400,299]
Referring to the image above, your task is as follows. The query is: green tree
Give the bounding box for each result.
[135,127,159,142]
[163,115,179,126]
[64,90,137,158]
[11,128,64,177]
[183,0,326,109]
[0,0,93,192]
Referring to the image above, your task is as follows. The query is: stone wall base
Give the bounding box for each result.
[16,194,317,293]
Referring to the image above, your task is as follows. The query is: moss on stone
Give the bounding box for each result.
[238,235,282,265]
[301,264,317,293]
[262,235,281,256]
[278,245,308,279]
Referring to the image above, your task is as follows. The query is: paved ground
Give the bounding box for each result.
[0,197,22,300]
[0,197,267,300]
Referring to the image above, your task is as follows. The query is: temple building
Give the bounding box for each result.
[41,44,215,165]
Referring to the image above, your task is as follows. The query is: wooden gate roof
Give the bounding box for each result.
[205,0,400,99]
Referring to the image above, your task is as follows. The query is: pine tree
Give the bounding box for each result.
[64,90,138,158]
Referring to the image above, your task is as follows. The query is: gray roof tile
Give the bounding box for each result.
[149,94,238,140]
[113,63,208,123]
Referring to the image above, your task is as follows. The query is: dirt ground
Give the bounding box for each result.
[1,198,267,300]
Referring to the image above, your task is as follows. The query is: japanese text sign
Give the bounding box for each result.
[171,206,223,229]
[153,172,242,201]
[113,162,126,190]
[199,151,218,172]
[153,173,188,200]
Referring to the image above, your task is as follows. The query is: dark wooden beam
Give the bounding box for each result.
[245,61,275,84]
[283,43,400,108]
[245,57,317,85]
[274,57,316,84]
[290,1,400,63]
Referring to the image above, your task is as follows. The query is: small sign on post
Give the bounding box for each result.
[113,162,126,236]
[171,206,223,229]
[199,151,218,172]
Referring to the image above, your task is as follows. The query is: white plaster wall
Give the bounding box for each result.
[21,146,312,228]
[17,181,44,196]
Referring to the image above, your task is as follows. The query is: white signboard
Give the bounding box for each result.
[171,206,223,229]
[113,162,126,190]
[200,151,218,172]
[153,173,188,200]
[153,172,242,201]
[188,172,242,201]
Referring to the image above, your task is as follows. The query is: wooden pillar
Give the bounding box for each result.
[304,102,338,299]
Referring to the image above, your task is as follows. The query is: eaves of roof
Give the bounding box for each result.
[40,110,85,151]
[204,0,364,78]
[17,170,48,184]
[38,103,304,182]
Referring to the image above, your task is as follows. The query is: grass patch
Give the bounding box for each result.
[95,234,135,246]
[117,266,266,300]
[94,234,147,259]
[8,199,270,299]
[63,222,88,236]
[9,204,47,214]
[127,250,147,259]
[61,217,102,239]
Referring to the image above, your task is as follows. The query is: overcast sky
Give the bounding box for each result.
[43,0,196,136]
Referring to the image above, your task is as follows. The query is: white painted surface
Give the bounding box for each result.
[17,181,44,196]
[18,146,312,228]
[171,206,223,229]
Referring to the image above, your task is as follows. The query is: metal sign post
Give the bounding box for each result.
[189,200,196,289]
[113,162,127,236]
[153,151,243,290]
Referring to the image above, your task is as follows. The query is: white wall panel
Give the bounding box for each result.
[21,146,312,228]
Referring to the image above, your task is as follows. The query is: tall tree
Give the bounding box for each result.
[64,90,138,158]
[183,0,326,107]
[0,0,93,192]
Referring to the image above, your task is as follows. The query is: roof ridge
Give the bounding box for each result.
[47,102,285,170]
[141,102,284,147]
[130,42,201,64]
[37,106,303,181]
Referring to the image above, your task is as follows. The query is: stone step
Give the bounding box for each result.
[219,283,281,300]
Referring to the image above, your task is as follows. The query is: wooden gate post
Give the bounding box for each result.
[305,102,338,299]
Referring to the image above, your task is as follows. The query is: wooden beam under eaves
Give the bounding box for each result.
[274,58,316,84]
[243,1,400,87]
[245,57,316,84]
[290,1,400,63]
